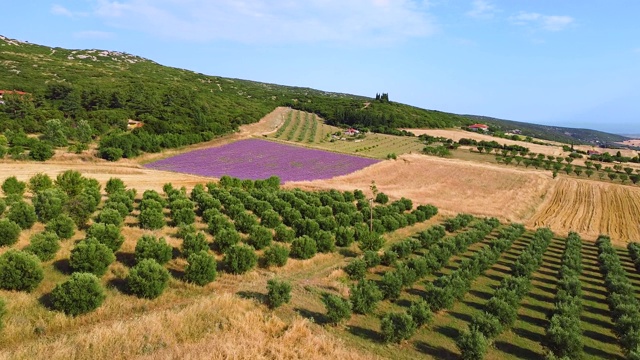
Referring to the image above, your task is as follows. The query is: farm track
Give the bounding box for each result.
[529,178,640,243]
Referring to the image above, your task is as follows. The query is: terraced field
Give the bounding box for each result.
[268,110,424,159]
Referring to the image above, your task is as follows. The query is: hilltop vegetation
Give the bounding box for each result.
[0,35,468,160]
[463,114,629,145]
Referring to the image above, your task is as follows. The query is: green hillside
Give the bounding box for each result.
[0,35,469,160]
[463,114,629,145]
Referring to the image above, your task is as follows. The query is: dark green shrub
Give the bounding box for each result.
[176,224,197,239]
[374,192,389,204]
[127,259,170,299]
[0,250,44,292]
[138,208,165,230]
[379,271,403,301]
[134,234,173,265]
[0,198,5,217]
[28,173,53,193]
[0,219,21,247]
[232,212,258,233]
[7,201,37,229]
[86,223,124,252]
[247,225,273,250]
[322,293,352,325]
[139,198,164,212]
[96,208,124,227]
[274,224,295,243]
[214,228,241,253]
[349,279,383,314]
[363,251,381,268]
[408,299,433,327]
[172,207,196,227]
[25,231,60,261]
[456,329,489,360]
[290,236,317,260]
[105,177,126,195]
[344,259,367,280]
[316,231,335,253]
[65,193,98,227]
[381,250,399,266]
[260,209,281,228]
[45,214,76,239]
[223,244,257,274]
[33,188,67,223]
[184,251,217,286]
[381,312,416,343]
[100,147,123,161]
[182,232,209,258]
[69,238,115,276]
[29,141,54,161]
[2,176,26,197]
[50,272,105,316]
[262,244,290,267]
[358,231,385,252]
[470,312,503,339]
[266,279,291,309]
[55,170,86,197]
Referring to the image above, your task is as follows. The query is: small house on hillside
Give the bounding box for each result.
[468,124,489,132]
[127,119,144,130]
[344,128,360,136]
[0,90,29,105]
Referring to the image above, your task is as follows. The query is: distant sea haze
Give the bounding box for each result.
[622,134,640,139]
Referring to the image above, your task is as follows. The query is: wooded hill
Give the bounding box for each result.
[0,35,470,159]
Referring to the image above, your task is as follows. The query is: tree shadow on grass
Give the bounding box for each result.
[581,314,614,330]
[461,300,486,312]
[434,325,459,340]
[38,292,54,311]
[115,252,136,267]
[107,277,128,294]
[347,325,382,342]
[338,248,358,258]
[448,311,473,323]
[468,289,492,301]
[582,289,608,301]
[295,307,328,325]
[494,340,541,359]
[581,304,610,318]
[406,287,427,298]
[513,326,545,344]
[414,341,458,359]
[521,302,552,316]
[583,329,618,344]
[584,344,624,360]
[536,268,560,279]
[237,290,266,305]
[53,258,72,275]
[168,268,184,280]
[527,291,555,304]
[531,275,557,287]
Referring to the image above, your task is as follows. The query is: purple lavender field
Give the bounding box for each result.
[144,139,379,182]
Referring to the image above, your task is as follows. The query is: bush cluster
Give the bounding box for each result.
[134,234,172,265]
[127,259,170,299]
[69,238,115,276]
[266,279,291,309]
[0,250,44,292]
[184,251,217,286]
[627,242,640,272]
[50,272,105,316]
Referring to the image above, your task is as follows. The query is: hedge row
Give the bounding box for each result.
[457,228,553,359]
[544,231,583,359]
[597,235,640,358]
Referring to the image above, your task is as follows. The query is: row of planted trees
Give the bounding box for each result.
[456,228,554,359]
[596,235,640,358]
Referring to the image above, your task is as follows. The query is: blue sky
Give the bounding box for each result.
[3,1,639,134]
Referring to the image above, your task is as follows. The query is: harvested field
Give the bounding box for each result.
[528,177,640,244]
[287,153,554,223]
[404,128,567,157]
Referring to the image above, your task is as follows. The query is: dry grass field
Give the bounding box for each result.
[528,177,640,242]
[288,153,553,223]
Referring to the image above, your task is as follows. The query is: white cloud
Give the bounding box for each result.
[73,30,115,39]
[51,4,74,17]
[510,12,574,32]
[466,0,497,19]
[86,0,437,44]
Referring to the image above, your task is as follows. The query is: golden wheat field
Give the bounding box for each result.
[528,177,640,242]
